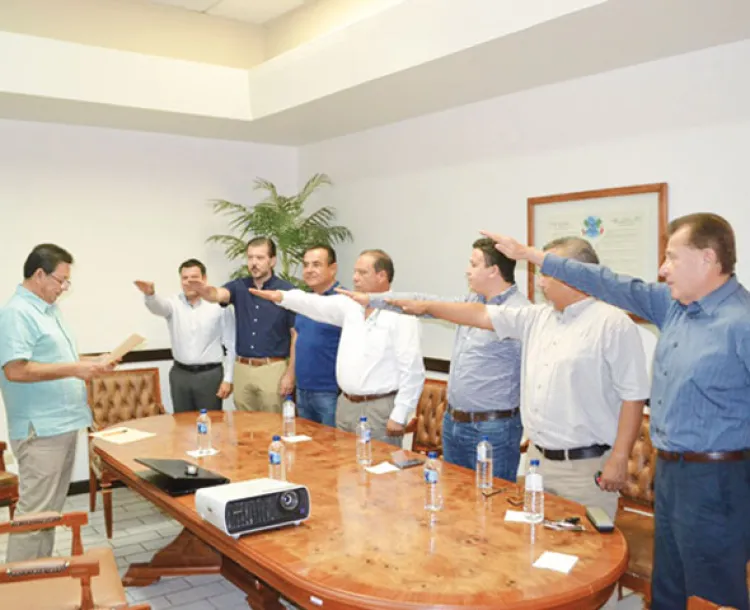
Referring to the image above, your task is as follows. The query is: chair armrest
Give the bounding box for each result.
[0,511,87,555]
[520,439,529,454]
[0,554,100,584]
[404,417,417,435]
[0,440,7,471]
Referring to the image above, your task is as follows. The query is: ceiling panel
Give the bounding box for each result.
[138,0,218,11]
[208,0,307,24]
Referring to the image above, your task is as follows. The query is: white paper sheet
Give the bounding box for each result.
[504,510,532,523]
[281,435,312,443]
[106,333,146,362]
[186,448,220,458]
[90,427,156,445]
[365,462,400,475]
[533,551,579,574]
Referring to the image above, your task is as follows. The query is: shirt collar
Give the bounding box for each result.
[685,275,739,317]
[179,293,202,308]
[16,285,55,314]
[556,296,595,321]
[322,281,340,296]
[481,284,518,305]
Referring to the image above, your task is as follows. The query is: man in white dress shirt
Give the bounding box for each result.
[135,258,236,413]
[250,249,425,446]
[384,238,649,519]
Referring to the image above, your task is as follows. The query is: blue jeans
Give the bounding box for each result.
[652,457,750,610]
[296,389,338,428]
[441,410,523,482]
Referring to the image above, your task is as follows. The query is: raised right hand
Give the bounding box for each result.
[385,298,430,316]
[134,280,155,296]
[334,288,370,307]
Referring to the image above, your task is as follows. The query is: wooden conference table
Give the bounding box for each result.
[93,412,627,609]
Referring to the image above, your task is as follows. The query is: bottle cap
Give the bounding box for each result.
[359,416,367,422]
[200,409,207,414]
[427,451,438,459]
[530,459,540,466]
[272,435,281,441]
[482,435,489,442]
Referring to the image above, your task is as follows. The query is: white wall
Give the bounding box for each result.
[0,120,297,479]
[299,39,750,366]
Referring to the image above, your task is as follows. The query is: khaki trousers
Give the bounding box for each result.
[336,394,402,448]
[7,428,78,562]
[527,444,619,521]
[233,360,287,413]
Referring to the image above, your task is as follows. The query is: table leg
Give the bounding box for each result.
[122,527,221,587]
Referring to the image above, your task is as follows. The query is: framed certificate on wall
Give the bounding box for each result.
[527,183,668,308]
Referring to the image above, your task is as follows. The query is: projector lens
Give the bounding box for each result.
[279,491,299,511]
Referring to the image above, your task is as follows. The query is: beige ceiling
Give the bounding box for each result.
[119,0,313,25]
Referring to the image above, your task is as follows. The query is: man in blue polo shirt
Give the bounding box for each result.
[293,245,343,427]
[0,244,115,561]
[193,237,295,412]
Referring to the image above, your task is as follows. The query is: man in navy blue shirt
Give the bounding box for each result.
[293,245,343,427]
[485,214,750,610]
[193,237,295,413]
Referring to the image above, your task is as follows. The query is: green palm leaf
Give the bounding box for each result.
[207,173,352,283]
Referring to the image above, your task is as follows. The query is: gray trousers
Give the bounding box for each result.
[7,428,78,562]
[336,393,402,447]
[169,364,223,413]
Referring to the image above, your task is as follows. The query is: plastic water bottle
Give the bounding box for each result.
[476,436,493,490]
[268,435,285,480]
[524,459,544,523]
[282,395,296,437]
[424,451,443,512]
[355,416,372,466]
[196,409,212,454]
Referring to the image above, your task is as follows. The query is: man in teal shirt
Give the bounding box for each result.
[0,244,114,561]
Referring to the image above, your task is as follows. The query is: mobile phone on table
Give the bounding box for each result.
[390,450,426,469]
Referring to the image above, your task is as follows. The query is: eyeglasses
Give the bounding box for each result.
[48,273,71,290]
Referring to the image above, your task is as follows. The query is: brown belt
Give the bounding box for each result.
[657,449,750,463]
[342,391,397,404]
[447,405,520,424]
[236,356,286,367]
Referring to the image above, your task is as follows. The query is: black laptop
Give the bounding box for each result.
[134,458,229,497]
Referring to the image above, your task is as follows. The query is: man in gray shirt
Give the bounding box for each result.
[342,238,528,482]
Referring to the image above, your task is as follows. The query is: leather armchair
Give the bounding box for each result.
[0,440,19,519]
[405,379,447,455]
[87,368,164,538]
[0,511,150,610]
[615,412,656,606]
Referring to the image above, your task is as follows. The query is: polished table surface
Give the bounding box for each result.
[93,412,627,609]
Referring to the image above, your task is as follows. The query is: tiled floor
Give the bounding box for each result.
[1,488,646,609]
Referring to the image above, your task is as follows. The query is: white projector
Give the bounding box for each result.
[195,478,311,539]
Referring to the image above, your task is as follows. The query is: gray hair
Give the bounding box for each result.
[542,237,599,264]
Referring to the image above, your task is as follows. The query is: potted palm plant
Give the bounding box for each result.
[207,173,353,286]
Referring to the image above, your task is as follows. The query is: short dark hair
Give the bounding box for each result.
[179,258,206,276]
[23,244,73,279]
[668,213,736,275]
[247,236,276,258]
[472,238,516,284]
[542,236,600,264]
[361,249,394,283]
[304,244,337,265]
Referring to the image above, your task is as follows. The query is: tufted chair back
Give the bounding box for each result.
[408,379,447,456]
[620,413,656,506]
[87,368,164,538]
[88,368,165,429]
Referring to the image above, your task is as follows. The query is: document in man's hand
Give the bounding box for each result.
[106,334,146,362]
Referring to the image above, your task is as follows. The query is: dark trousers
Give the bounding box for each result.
[652,456,750,610]
[296,388,338,428]
[168,364,223,413]
[441,410,523,483]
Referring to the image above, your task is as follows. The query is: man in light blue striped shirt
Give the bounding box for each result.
[487,213,750,610]
[348,238,527,481]
[0,244,115,561]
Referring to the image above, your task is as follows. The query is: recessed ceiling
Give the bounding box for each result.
[120,0,310,24]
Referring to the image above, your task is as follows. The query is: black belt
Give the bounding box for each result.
[447,405,520,423]
[534,443,610,461]
[174,361,222,373]
[657,449,750,463]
